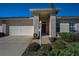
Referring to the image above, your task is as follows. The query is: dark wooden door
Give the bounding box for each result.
[42,23,46,33]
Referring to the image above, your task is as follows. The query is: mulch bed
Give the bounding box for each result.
[22,51,41,56]
[22,43,52,56]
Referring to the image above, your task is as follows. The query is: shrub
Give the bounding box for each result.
[37,44,52,56]
[58,32,79,42]
[40,44,52,51]
[47,49,73,56]
[26,42,40,51]
[49,37,57,43]
[22,51,40,56]
[71,32,79,42]
[58,32,72,42]
[0,32,5,37]
[33,33,39,39]
[38,49,49,56]
[47,50,60,56]
[22,42,40,56]
[53,40,69,49]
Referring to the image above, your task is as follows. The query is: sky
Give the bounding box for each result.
[0,3,79,17]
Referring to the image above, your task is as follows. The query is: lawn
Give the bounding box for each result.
[45,42,79,56]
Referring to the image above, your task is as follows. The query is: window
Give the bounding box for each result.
[56,19,60,32]
[69,23,75,32]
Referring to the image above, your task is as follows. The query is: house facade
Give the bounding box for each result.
[0,8,79,38]
[57,17,79,32]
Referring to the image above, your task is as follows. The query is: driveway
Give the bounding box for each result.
[0,36,32,56]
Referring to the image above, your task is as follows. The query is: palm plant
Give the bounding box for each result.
[49,3,56,15]
[49,3,56,9]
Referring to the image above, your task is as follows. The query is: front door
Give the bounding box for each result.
[42,22,46,34]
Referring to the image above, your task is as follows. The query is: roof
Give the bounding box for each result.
[57,16,79,19]
[29,8,60,11]
[0,17,33,20]
[29,8,53,11]
[30,8,60,15]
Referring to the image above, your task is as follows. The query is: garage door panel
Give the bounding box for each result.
[9,26,34,36]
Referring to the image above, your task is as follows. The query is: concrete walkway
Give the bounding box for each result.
[32,35,51,44]
[0,36,32,56]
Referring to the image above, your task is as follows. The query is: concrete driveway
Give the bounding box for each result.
[0,36,32,56]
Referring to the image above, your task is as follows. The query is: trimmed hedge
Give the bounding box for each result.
[58,32,79,42]
[26,42,40,51]
[52,40,69,49]
[58,32,72,42]
[71,32,79,42]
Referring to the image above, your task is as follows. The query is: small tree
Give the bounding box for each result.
[49,3,56,15]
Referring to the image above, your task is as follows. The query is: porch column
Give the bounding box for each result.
[49,15,56,38]
[33,15,39,36]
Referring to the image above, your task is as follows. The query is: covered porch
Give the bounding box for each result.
[30,8,60,38]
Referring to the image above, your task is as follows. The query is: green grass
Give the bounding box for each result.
[45,42,79,56]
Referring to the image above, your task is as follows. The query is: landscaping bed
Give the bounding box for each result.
[22,42,52,56]
[58,32,79,42]
[22,32,79,56]
[22,39,69,56]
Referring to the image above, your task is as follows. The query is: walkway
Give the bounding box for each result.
[32,35,51,44]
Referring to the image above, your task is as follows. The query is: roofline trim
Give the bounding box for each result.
[29,8,59,11]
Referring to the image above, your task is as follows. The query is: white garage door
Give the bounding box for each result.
[9,26,34,36]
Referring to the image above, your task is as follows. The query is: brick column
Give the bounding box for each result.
[49,15,56,38]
